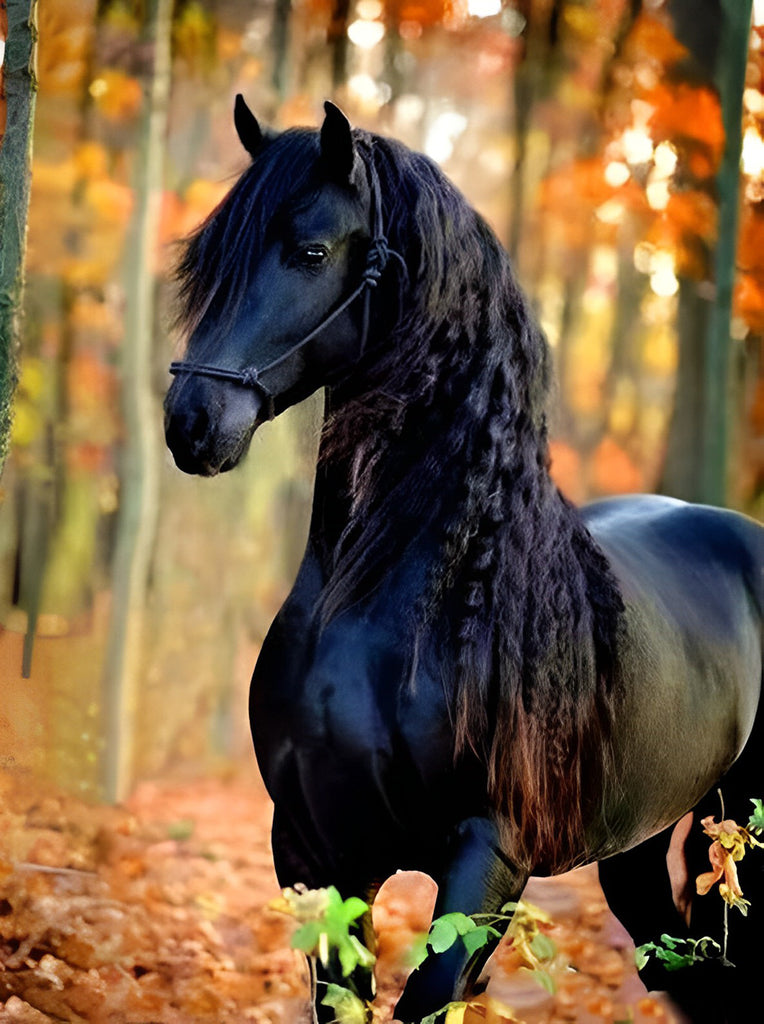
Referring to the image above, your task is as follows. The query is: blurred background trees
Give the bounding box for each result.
[0,0,762,802]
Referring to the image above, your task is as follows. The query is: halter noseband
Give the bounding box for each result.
[168,158,404,421]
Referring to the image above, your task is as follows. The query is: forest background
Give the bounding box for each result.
[0,0,763,807]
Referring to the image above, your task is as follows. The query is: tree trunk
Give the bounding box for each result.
[271,0,292,100]
[661,0,752,504]
[508,0,556,266]
[328,0,351,92]
[101,0,172,802]
[700,0,752,505]
[0,0,38,476]
[660,278,709,500]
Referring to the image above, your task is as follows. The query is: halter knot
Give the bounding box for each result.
[363,237,391,287]
[241,367,261,388]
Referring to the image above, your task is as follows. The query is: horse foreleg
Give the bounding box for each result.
[270,808,379,1023]
[395,817,526,1024]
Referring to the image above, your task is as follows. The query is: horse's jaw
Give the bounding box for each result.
[164,378,263,477]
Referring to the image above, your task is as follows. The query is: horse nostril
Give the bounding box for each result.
[188,407,209,449]
[165,403,212,466]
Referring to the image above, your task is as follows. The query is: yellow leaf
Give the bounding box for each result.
[444,1001,469,1024]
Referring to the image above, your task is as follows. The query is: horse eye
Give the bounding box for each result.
[296,245,329,268]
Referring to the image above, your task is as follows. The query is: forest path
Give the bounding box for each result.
[0,768,678,1024]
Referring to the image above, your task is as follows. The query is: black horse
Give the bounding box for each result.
[164,99,763,1023]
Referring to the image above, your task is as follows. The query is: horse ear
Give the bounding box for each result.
[320,101,356,183]
[234,93,264,158]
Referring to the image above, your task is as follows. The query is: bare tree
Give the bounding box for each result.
[0,0,38,475]
[101,0,172,802]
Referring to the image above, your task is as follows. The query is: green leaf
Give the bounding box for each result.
[437,913,478,936]
[462,924,499,957]
[421,1003,467,1024]
[428,919,459,954]
[636,935,722,973]
[324,887,345,919]
[500,901,521,914]
[530,932,557,962]
[291,920,322,954]
[321,984,368,1024]
[420,1009,448,1024]
[660,950,694,971]
[335,935,376,977]
[634,943,653,971]
[338,938,360,977]
[341,896,370,924]
[348,934,376,968]
[420,1014,441,1024]
[749,798,764,834]
[415,1007,440,1024]
[696,937,722,958]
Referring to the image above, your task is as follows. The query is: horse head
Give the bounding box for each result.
[164,98,400,476]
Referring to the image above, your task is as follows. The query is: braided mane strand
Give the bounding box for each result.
[321,135,625,872]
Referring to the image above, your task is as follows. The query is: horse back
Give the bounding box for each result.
[583,495,764,624]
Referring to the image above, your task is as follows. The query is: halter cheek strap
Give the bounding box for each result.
[168,160,405,421]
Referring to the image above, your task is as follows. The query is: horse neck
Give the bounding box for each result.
[307,438,355,569]
[307,348,566,620]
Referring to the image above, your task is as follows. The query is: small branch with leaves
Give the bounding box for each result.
[636,796,764,974]
[695,797,764,915]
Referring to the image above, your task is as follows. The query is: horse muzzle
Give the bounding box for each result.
[164,376,263,476]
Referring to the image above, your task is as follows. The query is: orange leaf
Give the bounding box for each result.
[737,208,764,274]
[646,84,724,172]
[90,69,143,122]
[665,190,717,245]
[734,274,764,334]
[696,839,726,896]
[622,11,688,68]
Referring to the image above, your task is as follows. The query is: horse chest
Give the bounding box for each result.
[250,589,458,819]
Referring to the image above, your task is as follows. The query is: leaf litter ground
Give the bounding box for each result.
[0,766,680,1024]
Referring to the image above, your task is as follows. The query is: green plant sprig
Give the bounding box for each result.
[276,885,375,978]
[635,934,722,972]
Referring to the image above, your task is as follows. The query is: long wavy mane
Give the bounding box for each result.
[321,134,625,872]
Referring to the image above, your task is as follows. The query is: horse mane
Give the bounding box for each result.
[321,134,626,872]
